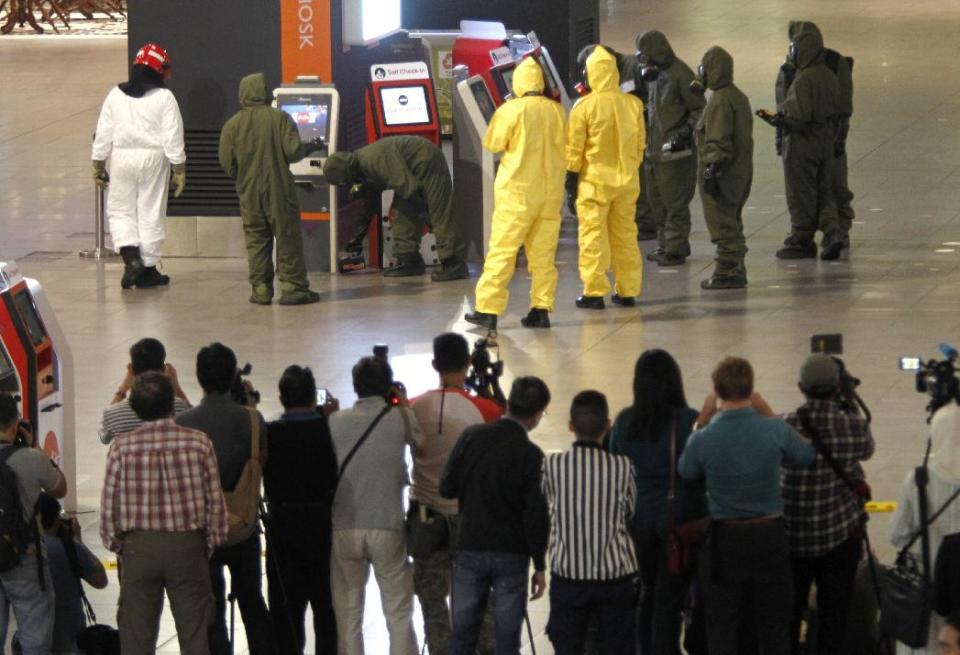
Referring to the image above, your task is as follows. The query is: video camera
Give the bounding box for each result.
[465,337,506,407]
[230,362,261,407]
[373,344,406,406]
[900,343,959,418]
[811,333,871,422]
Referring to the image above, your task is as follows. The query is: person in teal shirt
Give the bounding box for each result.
[678,356,814,655]
[609,349,708,655]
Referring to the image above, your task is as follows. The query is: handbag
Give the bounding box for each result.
[879,465,960,647]
[406,502,450,559]
[665,417,710,575]
[222,407,263,547]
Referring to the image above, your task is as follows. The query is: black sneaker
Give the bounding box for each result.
[119,246,145,289]
[278,290,321,305]
[431,258,469,281]
[656,253,686,266]
[520,308,550,328]
[384,259,426,277]
[611,294,636,306]
[701,276,747,290]
[645,247,665,262]
[820,241,843,261]
[776,243,817,259]
[137,266,170,288]
[464,311,497,330]
[576,295,605,310]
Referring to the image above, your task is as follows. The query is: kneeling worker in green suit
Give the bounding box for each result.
[219,72,321,306]
[323,135,469,281]
[693,46,754,290]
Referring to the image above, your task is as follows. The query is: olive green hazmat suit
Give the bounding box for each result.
[566,46,645,299]
[218,73,312,302]
[635,31,706,258]
[323,136,465,265]
[777,21,854,243]
[695,47,753,283]
[780,29,842,250]
[474,58,566,315]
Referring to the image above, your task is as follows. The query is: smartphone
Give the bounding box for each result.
[899,356,922,371]
[811,333,843,355]
[317,388,329,405]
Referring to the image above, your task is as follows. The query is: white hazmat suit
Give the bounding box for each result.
[91,86,185,266]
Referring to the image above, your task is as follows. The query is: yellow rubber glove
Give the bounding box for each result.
[171,163,186,198]
[92,160,109,187]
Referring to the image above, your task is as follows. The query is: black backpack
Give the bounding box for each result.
[0,445,41,579]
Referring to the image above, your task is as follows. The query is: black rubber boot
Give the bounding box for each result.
[464,311,497,330]
[701,276,747,290]
[776,242,817,259]
[137,266,170,288]
[279,290,321,305]
[576,295,605,310]
[611,294,636,307]
[119,246,144,289]
[820,240,843,261]
[656,252,687,266]
[645,247,665,262]
[384,257,426,277]
[431,257,470,282]
[520,308,550,328]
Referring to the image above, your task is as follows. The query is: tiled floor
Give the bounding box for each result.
[3,0,960,652]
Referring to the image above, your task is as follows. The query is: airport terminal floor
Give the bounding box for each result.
[2,0,960,651]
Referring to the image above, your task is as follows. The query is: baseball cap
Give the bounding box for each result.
[800,354,840,389]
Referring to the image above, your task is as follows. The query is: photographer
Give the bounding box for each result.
[782,354,874,655]
[409,333,502,654]
[890,389,960,653]
[37,494,108,654]
[99,337,191,444]
[329,356,422,655]
[264,365,339,655]
[175,343,274,655]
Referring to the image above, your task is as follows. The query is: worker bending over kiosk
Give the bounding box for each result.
[464,57,566,330]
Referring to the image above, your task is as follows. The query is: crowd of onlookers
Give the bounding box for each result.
[4,334,960,654]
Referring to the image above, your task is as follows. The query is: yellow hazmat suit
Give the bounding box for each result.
[566,46,646,298]
[474,58,567,315]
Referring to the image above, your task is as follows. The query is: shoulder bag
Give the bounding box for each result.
[222,408,264,547]
[665,417,711,575]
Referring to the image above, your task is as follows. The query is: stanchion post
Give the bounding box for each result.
[79,183,118,260]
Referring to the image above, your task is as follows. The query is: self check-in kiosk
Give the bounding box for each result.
[453,73,498,261]
[274,78,341,272]
[0,262,76,510]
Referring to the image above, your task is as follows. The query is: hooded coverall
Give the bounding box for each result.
[219,73,313,301]
[777,21,855,242]
[635,31,705,258]
[91,84,185,266]
[323,136,465,265]
[567,47,645,299]
[696,47,754,282]
[780,30,842,249]
[474,58,566,316]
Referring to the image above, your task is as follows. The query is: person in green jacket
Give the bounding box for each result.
[694,46,754,290]
[323,136,469,281]
[635,30,706,266]
[218,73,320,305]
[759,29,842,260]
[776,21,855,250]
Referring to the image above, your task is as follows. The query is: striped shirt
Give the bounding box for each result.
[100,418,228,556]
[100,397,191,444]
[542,441,638,581]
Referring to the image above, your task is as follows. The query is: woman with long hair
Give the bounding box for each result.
[608,349,708,654]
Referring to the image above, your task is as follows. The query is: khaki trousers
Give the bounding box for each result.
[118,531,213,655]
[331,528,418,655]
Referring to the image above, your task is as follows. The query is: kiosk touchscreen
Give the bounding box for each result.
[489,61,517,104]
[379,86,433,126]
[274,80,341,272]
[453,75,497,261]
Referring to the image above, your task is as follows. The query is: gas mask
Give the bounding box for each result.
[689,63,706,96]
[636,51,660,82]
[787,42,799,67]
[575,65,590,96]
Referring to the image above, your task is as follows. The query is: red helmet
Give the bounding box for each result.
[133,43,172,79]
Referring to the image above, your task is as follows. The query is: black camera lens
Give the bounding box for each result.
[373,344,389,360]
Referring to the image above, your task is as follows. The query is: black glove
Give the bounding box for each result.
[834,117,850,158]
[663,124,694,152]
[302,137,325,154]
[755,109,783,128]
[702,163,722,198]
[565,171,579,216]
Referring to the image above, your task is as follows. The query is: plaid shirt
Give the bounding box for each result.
[782,399,874,557]
[100,418,228,556]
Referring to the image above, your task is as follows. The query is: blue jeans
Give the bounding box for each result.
[1,554,54,655]
[449,551,528,655]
